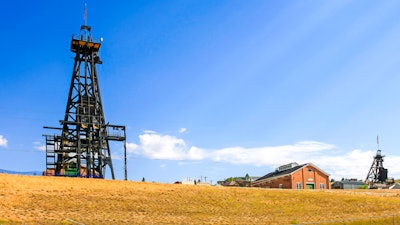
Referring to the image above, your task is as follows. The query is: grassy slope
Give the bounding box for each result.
[0,174,400,224]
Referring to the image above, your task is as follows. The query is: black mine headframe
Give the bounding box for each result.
[43,6,127,180]
[365,149,388,186]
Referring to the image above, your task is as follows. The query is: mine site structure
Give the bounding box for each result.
[365,149,388,188]
[43,9,127,180]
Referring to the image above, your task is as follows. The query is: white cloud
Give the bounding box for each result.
[209,141,335,166]
[187,146,207,160]
[0,135,8,148]
[127,132,335,164]
[143,130,156,134]
[127,131,399,180]
[126,142,139,153]
[179,128,187,133]
[33,141,46,151]
[313,149,375,180]
[130,132,187,160]
[111,153,123,160]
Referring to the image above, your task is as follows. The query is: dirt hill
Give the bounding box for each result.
[1,174,400,224]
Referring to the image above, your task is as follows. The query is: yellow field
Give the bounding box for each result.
[1,174,400,224]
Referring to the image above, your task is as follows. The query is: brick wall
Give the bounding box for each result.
[252,164,329,189]
[291,165,329,189]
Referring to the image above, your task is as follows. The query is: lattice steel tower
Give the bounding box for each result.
[43,11,127,179]
[365,149,388,185]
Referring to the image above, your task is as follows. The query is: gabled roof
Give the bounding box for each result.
[255,163,329,182]
[255,164,306,182]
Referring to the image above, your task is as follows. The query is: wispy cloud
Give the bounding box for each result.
[179,128,187,133]
[143,130,157,134]
[111,152,125,160]
[209,141,335,166]
[0,135,8,148]
[126,133,335,164]
[33,141,46,151]
[126,131,394,180]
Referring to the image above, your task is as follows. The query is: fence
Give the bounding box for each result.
[297,214,400,225]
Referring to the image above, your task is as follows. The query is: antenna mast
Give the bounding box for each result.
[84,3,87,26]
[377,135,380,150]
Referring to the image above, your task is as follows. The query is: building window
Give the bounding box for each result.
[320,183,325,189]
[296,182,302,189]
[308,168,313,172]
[278,184,283,189]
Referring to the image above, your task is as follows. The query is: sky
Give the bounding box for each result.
[1,0,400,183]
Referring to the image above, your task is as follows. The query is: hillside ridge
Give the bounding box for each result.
[1,174,400,224]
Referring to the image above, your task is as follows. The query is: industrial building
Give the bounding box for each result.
[252,162,330,189]
[331,180,366,189]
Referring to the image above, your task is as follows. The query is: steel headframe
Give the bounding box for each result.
[365,150,386,185]
[43,24,127,180]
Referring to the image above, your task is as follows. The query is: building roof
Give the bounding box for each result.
[389,183,400,189]
[334,180,365,185]
[255,163,329,182]
[255,164,305,182]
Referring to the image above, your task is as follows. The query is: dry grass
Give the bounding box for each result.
[1,174,400,224]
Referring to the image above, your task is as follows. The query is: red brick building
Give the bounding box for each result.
[252,162,329,189]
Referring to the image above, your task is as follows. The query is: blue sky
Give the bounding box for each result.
[1,0,400,183]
